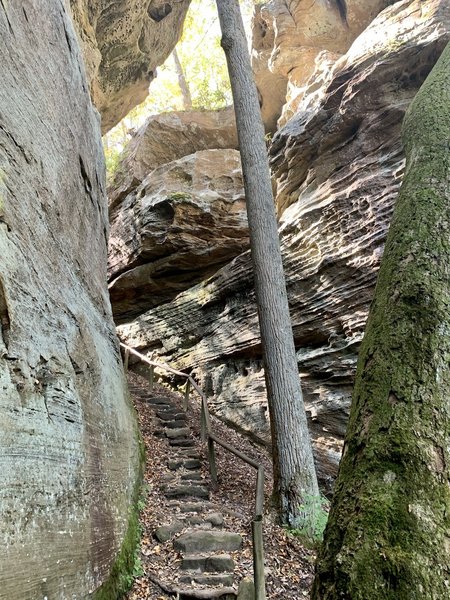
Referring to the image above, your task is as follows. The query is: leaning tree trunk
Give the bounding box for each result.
[172,48,193,110]
[312,41,450,600]
[215,0,319,528]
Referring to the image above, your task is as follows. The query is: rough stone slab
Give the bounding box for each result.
[148,397,173,406]
[165,427,191,439]
[184,459,202,470]
[165,486,210,500]
[154,520,184,543]
[156,409,185,420]
[168,459,184,471]
[179,502,212,513]
[177,449,201,458]
[169,438,196,448]
[179,573,234,587]
[205,512,224,527]
[181,554,234,573]
[237,577,255,600]
[174,530,243,554]
[181,473,203,481]
[164,419,188,429]
[177,587,236,600]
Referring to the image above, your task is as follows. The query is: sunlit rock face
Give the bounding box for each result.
[0,2,140,597]
[70,0,191,132]
[109,107,238,209]
[109,149,248,323]
[118,0,450,491]
[255,0,391,127]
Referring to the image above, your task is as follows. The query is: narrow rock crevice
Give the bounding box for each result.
[0,276,11,347]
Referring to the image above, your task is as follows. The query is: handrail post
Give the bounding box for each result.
[207,436,218,488]
[148,365,154,390]
[200,398,207,442]
[253,465,266,600]
[183,378,190,411]
[123,348,130,373]
[252,518,266,600]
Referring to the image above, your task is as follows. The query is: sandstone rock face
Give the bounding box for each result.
[70,0,191,132]
[251,4,288,132]
[118,0,450,491]
[256,0,391,126]
[109,149,248,323]
[0,2,140,598]
[110,107,238,208]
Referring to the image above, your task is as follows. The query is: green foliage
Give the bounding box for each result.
[289,494,330,546]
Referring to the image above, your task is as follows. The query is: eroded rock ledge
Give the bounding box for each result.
[118,0,450,490]
[70,0,191,132]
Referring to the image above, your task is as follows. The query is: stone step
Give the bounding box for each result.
[181,473,203,481]
[179,573,234,587]
[163,419,188,429]
[156,410,186,421]
[180,553,234,573]
[168,458,202,471]
[147,397,173,406]
[176,449,201,458]
[174,530,242,554]
[169,438,196,448]
[177,587,236,600]
[165,485,210,500]
[165,427,191,439]
[177,502,212,513]
[154,520,184,543]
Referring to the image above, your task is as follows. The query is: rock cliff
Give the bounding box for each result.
[70,0,191,132]
[0,2,140,598]
[117,0,450,490]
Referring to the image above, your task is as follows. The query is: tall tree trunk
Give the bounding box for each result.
[172,48,193,110]
[215,0,319,528]
[312,41,450,599]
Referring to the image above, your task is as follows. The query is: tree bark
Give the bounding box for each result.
[312,41,450,599]
[215,0,319,527]
[172,48,193,110]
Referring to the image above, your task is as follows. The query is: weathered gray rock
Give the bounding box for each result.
[109,149,249,323]
[70,0,191,132]
[181,554,234,573]
[119,0,450,490]
[155,520,184,543]
[174,530,243,554]
[165,485,210,499]
[110,107,239,205]
[179,573,234,586]
[0,2,140,598]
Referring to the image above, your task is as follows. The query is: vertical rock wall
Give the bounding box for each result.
[0,2,140,598]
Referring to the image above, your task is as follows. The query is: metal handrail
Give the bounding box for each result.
[120,342,266,599]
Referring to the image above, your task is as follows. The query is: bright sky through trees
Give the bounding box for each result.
[104,0,254,175]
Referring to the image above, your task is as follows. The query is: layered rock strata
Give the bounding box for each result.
[0,2,140,598]
[109,149,248,323]
[70,0,191,132]
[118,0,450,490]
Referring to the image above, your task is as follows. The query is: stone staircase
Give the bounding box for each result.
[128,378,253,600]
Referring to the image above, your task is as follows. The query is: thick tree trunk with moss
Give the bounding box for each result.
[312,41,450,600]
[215,0,319,528]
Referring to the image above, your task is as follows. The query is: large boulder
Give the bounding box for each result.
[118,0,450,490]
[0,2,140,598]
[109,149,248,323]
[109,107,238,208]
[70,0,191,132]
